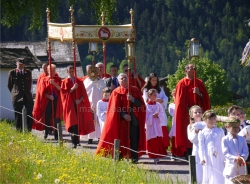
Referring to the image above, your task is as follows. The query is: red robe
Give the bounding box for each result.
[60,77,94,135]
[32,76,62,131]
[130,74,145,91]
[175,77,210,148]
[37,73,47,86]
[95,86,146,158]
[99,73,111,79]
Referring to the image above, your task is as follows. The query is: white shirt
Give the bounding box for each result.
[142,88,168,126]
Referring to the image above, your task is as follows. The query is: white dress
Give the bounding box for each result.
[168,103,175,138]
[84,77,105,139]
[198,127,225,184]
[96,100,108,133]
[222,133,248,184]
[187,121,206,184]
[142,88,168,126]
[145,102,165,141]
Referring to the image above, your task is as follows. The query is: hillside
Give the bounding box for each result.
[1,0,250,106]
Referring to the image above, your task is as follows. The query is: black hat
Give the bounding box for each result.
[16,58,25,64]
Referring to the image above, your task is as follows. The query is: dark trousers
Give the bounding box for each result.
[130,122,139,161]
[69,125,79,146]
[12,96,33,131]
[45,99,58,139]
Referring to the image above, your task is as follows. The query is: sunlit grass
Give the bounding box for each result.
[0,121,185,183]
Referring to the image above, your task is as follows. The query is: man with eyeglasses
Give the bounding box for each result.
[123,64,145,91]
[96,73,146,164]
[8,58,34,132]
[95,62,111,79]
[174,64,210,159]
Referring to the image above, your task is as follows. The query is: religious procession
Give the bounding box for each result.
[2,2,250,184]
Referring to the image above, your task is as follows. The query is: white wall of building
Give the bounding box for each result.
[0,68,15,120]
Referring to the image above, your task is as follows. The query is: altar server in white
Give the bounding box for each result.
[199,110,225,184]
[145,89,167,163]
[142,73,169,149]
[96,87,111,133]
[84,70,106,144]
[187,105,206,184]
[222,118,248,184]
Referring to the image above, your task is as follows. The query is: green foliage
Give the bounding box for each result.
[1,0,250,106]
[0,0,117,30]
[0,121,184,183]
[167,57,233,106]
[118,60,127,74]
[106,62,114,74]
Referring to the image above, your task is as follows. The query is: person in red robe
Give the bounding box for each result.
[123,64,145,91]
[60,65,94,148]
[95,73,146,163]
[95,62,111,79]
[175,64,210,158]
[32,64,62,140]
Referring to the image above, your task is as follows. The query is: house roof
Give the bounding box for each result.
[0,41,81,65]
[0,47,39,69]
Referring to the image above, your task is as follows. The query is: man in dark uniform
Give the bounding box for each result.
[7,58,34,131]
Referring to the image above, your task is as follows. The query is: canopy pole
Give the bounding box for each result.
[101,12,107,75]
[70,6,80,141]
[46,8,55,130]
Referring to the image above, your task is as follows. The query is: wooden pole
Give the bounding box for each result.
[22,107,27,133]
[101,12,107,75]
[113,139,121,161]
[127,58,132,159]
[194,58,197,104]
[57,122,63,147]
[70,6,80,144]
[46,8,55,133]
[189,155,197,183]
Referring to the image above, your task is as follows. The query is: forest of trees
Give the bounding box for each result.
[1,0,250,106]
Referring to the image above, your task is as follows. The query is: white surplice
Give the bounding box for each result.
[187,121,206,184]
[84,77,106,139]
[96,100,108,133]
[198,127,225,184]
[222,133,248,183]
[142,88,168,126]
[168,103,175,138]
[145,102,165,141]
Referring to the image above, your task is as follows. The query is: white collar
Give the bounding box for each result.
[228,132,238,140]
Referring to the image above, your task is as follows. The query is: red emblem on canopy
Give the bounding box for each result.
[98,27,110,40]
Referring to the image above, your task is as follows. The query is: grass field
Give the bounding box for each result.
[0,121,184,184]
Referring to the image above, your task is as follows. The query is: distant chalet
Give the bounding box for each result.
[0,41,84,94]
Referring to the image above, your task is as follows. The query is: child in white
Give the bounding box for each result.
[142,73,169,149]
[187,105,206,184]
[96,87,111,133]
[198,110,225,184]
[222,118,248,184]
[145,89,167,163]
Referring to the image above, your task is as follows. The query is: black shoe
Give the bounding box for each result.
[72,144,77,149]
[87,139,93,144]
[44,134,48,140]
